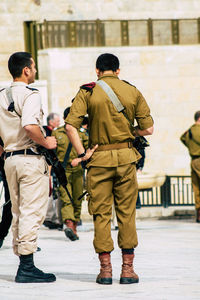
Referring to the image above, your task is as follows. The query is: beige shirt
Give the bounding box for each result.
[0,81,44,152]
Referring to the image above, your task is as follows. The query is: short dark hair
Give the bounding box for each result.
[194,111,200,121]
[8,52,32,79]
[63,107,70,120]
[47,113,59,125]
[96,53,119,72]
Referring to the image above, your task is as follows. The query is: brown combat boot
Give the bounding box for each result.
[196,208,200,223]
[64,219,79,241]
[120,253,139,284]
[96,253,112,285]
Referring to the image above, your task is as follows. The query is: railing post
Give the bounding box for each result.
[161,176,171,208]
[24,21,39,79]
[197,18,200,44]
[68,21,77,47]
[121,20,129,46]
[44,19,49,48]
[171,19,179,44]
[96,19,103,46]
[147,18,153,45]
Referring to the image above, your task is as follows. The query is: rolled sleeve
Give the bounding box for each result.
[65,89,87,128]
[21,93,41,127]
[135,91,154,130]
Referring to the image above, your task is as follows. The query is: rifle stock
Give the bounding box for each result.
[37,146,73,205]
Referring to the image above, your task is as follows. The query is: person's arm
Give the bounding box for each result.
[24,124,57,149]
[65,124,98,166]
[133,125,154,137]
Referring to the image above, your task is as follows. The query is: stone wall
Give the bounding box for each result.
[1,0,200,80]
[38,45,200,175]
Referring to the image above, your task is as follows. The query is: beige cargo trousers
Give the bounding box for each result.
[4,154,49,256]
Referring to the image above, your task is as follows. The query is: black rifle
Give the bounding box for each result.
[132,136,149,151]
[37,146,73,205]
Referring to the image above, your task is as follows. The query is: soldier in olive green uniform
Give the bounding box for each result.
[52,108,88,241]
[65,53,154,284]
[180,111,200,223]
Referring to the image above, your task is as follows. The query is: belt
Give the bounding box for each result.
[95,142,133,152]
[5,149,40,159]
[192,155,200,160]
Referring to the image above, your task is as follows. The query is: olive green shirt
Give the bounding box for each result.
[52,125,88,168]
[66,74,154,167]
[180,124,200,158]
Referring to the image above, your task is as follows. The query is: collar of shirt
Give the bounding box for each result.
[11,81,27,87]
[98,74,119,80]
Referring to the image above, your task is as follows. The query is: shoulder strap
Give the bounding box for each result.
[96,80,124,112]
[5,87,21,117]
[62,143,72,169]
[96,80,134,129]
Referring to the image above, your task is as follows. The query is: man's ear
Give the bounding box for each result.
[23,66,30,77]
[115,69,120,75]
[96,68,100,76]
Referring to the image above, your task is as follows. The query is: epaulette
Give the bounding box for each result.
[0,88,5,92]
[80,82,96,92]
[26,86,39,91]
[122,80,136,88]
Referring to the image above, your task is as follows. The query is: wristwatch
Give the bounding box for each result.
[78,152,86,158]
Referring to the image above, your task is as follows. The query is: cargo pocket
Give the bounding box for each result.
[87,193,93,215]
[86,168,94,215]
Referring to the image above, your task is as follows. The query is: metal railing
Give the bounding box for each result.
[24,18,200,78]
[139,175,194,207]
[24,18,200,50]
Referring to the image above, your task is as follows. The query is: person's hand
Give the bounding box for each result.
[45,136,57,149]
[71,144,98,167]
[82,144,98,161]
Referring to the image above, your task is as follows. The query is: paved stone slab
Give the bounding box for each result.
[0,219,200,300]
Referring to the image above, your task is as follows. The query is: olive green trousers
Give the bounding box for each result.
[87,163,138,253]
[191,158,200,209]
[59,167,84,222]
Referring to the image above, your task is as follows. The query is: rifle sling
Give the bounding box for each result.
[96,80,134,130]
[62,142,72,169]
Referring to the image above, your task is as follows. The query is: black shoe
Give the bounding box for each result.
[43,221,59,229]
[15,254,56,283]
[57,224,63,231]
[0,239,4,248]
[64,228,79,241]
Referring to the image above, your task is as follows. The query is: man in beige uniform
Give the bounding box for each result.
[180,111,200,223]
[0,52,57,283]
[65,53,154,284]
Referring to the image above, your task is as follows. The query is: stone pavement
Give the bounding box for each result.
[0,218,200,300]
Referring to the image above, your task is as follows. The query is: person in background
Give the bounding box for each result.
[43,113,60,136]
[52,107,88,241]
[43,112,62,230]
[180,111,200,223]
